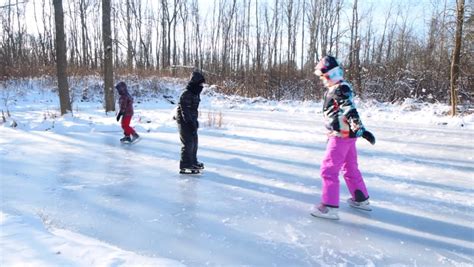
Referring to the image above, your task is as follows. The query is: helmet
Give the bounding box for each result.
[314,55,340,76]
[314,56,344,85]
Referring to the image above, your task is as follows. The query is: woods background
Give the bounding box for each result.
[1,0,472,106]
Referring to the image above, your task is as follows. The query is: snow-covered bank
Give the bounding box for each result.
[2,77,472,131]
[1,77,473,266]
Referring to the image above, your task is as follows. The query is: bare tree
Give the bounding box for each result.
[126,0,134,69]
[0,0,472,106]
[179,0,189,66]
[102,0,115,112]
[221,0,237,76]
[172,0,180,68]
[53,0,72,115]
[272,0,280,69]
[348,0,362,94]
[79,0,91,67]
[376,2,393,64]
[450,0,465,116]
[191,0,202,69]
[307,0,320,70]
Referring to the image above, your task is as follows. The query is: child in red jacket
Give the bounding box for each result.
[115,82,140,143]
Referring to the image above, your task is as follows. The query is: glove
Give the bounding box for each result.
[362,130,376,145]
[355,128,365,137]
[350,119,364,137]
[116,112,123,122]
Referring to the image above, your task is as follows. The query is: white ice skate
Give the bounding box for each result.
[310,204,339,220]
[347,198,372,211]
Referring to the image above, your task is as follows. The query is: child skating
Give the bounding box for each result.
[311,55,376,220]
[176,71,205,174]
[115,81,140,144]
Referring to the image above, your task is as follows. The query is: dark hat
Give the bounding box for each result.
[314,56,340,76]
[190,71,205,85]
[115,81,127,90]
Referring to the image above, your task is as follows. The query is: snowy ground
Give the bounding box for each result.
[1,78,473,266]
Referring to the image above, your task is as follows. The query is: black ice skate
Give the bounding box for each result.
[131,133,141,144]
[120,136,132,143]
[193,162,205,170]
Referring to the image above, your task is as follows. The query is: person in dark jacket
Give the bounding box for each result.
[115,81,140,143]
[176,71,205,173]
[310,56,375,220]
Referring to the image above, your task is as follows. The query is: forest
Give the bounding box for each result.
[0,0,472,109]
[1,4,473,264]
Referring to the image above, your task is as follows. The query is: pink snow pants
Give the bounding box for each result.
[320,136,369,207]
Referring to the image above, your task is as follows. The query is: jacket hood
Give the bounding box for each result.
[189,71,205,85]
[115,81,128,95]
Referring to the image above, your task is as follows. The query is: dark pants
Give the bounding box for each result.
[178,123,198,169]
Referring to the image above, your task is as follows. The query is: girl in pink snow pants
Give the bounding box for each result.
[311,55,376,220]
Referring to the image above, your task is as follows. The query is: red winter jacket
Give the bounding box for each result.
[116,83,134,116]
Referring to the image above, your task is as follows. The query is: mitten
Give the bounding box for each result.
[362,130,376,145]
[116,112,123,122]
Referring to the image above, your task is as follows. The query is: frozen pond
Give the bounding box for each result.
[1,101,473,266]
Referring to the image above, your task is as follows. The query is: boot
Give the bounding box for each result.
[131,133,141,142]
[120,136,132,143]
[193,162,204,169]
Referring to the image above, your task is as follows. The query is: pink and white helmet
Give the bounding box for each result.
[314,56,344,84]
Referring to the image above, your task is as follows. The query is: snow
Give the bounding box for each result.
[1,77,473,266]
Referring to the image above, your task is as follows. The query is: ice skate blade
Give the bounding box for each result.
[130,137,142,144]
[349,205,372,211]
[121,137,141,145]
[347,199,372,211]
[179,169,201,175]
[310,212,339,220]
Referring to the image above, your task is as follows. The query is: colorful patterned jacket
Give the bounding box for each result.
[322,81,364,138]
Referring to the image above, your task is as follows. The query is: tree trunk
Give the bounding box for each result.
[450,0,465,116]
[79,0,89,67]
[102,0,115,112]
[53,0,71,115]
[126,0,133,70]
